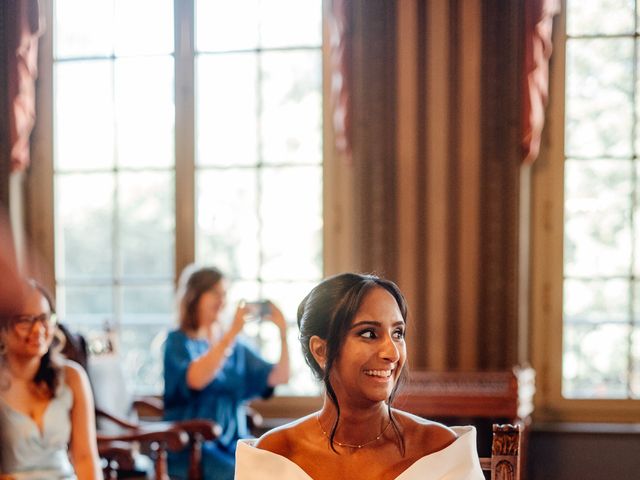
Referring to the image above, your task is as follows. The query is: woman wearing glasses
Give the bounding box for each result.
[0,280,101,479]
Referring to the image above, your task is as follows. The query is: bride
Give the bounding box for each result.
[235,273,483,480]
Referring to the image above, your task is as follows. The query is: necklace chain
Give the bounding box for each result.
[316,413,391,449]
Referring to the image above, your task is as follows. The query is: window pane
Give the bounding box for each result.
[245,282,319,395]
[58,284,113,326]
[564,159,632,277]
[52,1,322,397]
[196,169,260,279]
[56,174,114,279]
[245,279,320,395]
[262,280,318,322]
[122,284,174,317]
[634,55,640,163]
[565,38,633,158]
[119,324,168,394]
[261,51,322,165]
[564,279,629,325]
[196,54,258,166]
[563,322,630,398]
[114,0,173,56]
[260,166,322,281]
[282,321,319,394]
[115,57,175,168]
[55,61,114,171]
[54,0,114,59]
[567,0,635,36]
[632,325,640,398]
[227,280,261,307]
[119,172,175,278]
[259,0,322,49]
[196,0,259,52]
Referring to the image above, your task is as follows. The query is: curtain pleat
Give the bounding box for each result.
[6,0,43,173]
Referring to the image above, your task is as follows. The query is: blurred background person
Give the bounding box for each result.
[0,280,101,479]
[163,265,290,480]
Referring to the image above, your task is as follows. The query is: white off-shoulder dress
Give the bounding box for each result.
[235,425,485,480]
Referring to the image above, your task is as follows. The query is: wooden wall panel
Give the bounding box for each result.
[349,0,397,276]
[396,0,420,368]
[457,0,482,370]
[392,0,485,370]
[350,0,526,370]
[424,0,450,370]
[479,0,524,369]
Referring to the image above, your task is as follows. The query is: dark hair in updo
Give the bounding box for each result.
[297,272,409,453]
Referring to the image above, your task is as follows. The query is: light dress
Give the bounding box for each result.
[235,425,484,480]
[0,382,77,480]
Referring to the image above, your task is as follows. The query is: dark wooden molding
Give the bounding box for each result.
[446,0,461,369]
[413,0,428,370]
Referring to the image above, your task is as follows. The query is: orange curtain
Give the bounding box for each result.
[7,0,43,173]
[522,0,560,164]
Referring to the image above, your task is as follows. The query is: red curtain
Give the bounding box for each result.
[328,0,352,161]
[522,0,561,164]
[7,0,43,173]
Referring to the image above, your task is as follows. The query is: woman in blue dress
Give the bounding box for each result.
[163,265,290,480]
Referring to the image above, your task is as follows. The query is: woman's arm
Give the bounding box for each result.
[185,303,247,390]
[65,362,102,480]
[266,303,290,387]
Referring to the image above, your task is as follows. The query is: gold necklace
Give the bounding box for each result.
[316,413,391,449]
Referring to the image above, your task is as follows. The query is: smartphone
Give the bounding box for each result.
[246,300,271,318]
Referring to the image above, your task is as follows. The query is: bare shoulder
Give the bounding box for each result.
[255,413,316,457]
[392,409,457,454]
[62,359,90,391]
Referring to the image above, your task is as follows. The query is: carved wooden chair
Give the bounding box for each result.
[59,323,221,479]
[97,427,188,480]
[395,367,534,479]
[481,424,522,480]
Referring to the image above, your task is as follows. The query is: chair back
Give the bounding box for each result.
[58,323,89,370]
[88,352,138,434]
[481,424,522,480]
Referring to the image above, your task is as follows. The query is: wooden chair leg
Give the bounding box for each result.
[103,459,118,479]
[188,432,203,480]
[151,442,170,480]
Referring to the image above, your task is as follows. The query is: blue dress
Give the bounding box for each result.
[163,329,274,480]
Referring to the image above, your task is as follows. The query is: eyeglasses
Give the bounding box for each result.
[9,313,58,334]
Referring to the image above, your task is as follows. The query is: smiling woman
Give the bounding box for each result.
[235,273,485,480]
[0,280,101,479]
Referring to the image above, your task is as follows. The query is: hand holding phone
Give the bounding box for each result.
[246,300,271,319]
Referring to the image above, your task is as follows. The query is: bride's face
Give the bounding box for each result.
[329,287,406,406]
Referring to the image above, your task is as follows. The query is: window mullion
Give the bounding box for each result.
[630,1,639,399]
[175,0,196,282]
